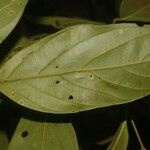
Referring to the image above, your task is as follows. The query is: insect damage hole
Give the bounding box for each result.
[21,130,28,138]
[89,74,94,79]
[56,80,60,84]
[68,95,74,100]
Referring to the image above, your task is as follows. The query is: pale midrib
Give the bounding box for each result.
[111,122,127,150]
[0,61,149,83]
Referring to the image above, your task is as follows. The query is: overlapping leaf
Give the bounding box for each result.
[0,24,150,113]
[0,130,9,150]
[28,16,103,29]
[8,118,78,150]
[118,0,150,22]
[0,0,28,45]
[0,36,32,69]
[107,121,128,150]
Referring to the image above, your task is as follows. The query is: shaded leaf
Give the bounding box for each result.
[0,36,33,69]
[117,0,150,22]
[28,16,104,29]
[0,0,28,45]
[8,118,79,150]
[0,24,150,113]
[107,121,129,150]
[131,120,146,150]
[0,130,9,150]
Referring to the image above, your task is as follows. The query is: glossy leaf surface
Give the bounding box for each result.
[0,24,150,113]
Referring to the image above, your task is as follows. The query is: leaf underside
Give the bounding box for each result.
[8,118,78,150]
[107,121,129,150]
[0,24,150,113]
[119,0,150,22]
[0,0,28,45]
[28,16,103,29]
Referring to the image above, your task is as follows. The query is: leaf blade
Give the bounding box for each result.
[0,0,28,45]
[118,0,150,22]
[0,24,150,113]
[8,118,78,150]
[107,121,129,150]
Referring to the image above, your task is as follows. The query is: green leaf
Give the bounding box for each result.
[0,24,150,113]
[28,16,104,29]
[0,0,28,45]
[131,120,146,150]
[0,36,33,69]
[107,121,129,150]
[8,118,79,150]
[0,130,9,150]
[117,0,150,22]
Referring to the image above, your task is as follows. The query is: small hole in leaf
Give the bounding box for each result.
[56,80,60,84]
[21,130,28,138]
[89,74,93,78]
[69,95,73,100]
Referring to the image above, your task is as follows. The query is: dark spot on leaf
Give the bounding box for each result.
[56,80,60,84]
[56,65,59,68]
[99,77,101,79]
[21,130,28,138]
[10,11,14,15]
[89,74,93,78]
[11,92,15,97]
[69,95,73,100]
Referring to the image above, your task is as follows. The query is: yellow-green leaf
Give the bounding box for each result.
[0,24,150,113]
[107,121,129,150]
[0,36,33,69]
[28,16,103,29]
[118,0,150,22]
[8,118,79,150]
[0,0,28,44]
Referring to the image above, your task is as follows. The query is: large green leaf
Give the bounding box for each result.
[28,16,103,29]
[0,24,150,113]
[8,118,78,150]
[0,0,28,45]
[118,0,150,22]
[107,121,129,150]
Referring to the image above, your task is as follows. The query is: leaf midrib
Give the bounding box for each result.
[0,60,149,83]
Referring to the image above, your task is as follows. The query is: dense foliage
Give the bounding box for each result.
[0,0,150,149]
